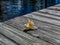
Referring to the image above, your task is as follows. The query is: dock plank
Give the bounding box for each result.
[32,12,60,20]
[47,6,60,11]
[0,23,52,45]
[39,9,60,17]
[24,14,60,26]
[3,16,60,45]
[54,4,60,7]
[46,4,60,10]
[4,16,60,32]
[0,34,17,45]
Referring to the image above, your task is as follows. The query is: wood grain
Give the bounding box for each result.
[0,34,17,45]
[0,23,52,45]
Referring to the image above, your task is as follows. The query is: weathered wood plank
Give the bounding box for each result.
[4,16,60,32]
[0,34,17,45]
[39,9,60,17]
[24,14,60,26]
[3,16,60,45]
[32,12,60,20]
[0,23,52,45]
[46,4,60,9]
[47,7,60,11]
[46,4,60,11]
[0,23,32,45]
[54,4,60,7]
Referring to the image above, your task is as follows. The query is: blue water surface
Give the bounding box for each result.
[1,0,60,21]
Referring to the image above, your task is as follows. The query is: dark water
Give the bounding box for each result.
[1,0,60,21]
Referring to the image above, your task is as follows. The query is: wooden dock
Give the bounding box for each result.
[0,4,60,45]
